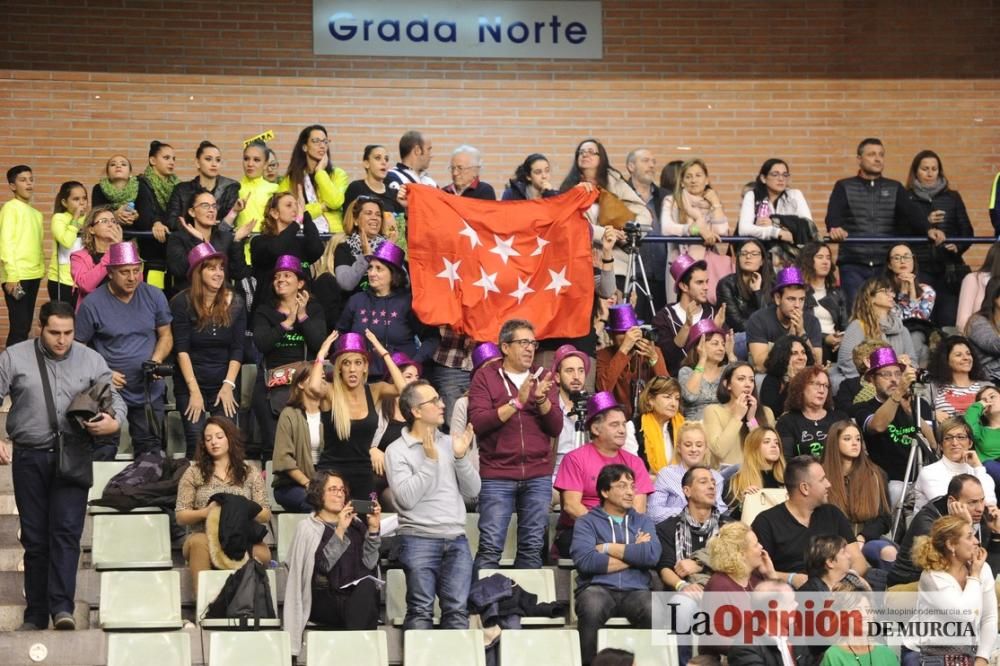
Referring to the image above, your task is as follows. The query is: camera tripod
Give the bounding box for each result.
[621,222,656,324]
[890,382,937,540]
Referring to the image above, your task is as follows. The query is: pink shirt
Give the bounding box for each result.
[554,443,654,526]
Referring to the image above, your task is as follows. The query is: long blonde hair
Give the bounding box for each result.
[708,522,753,580]
[727,427,786,504]
[312,233,347,279]
[912,515,971,572]
[329,352,369,441]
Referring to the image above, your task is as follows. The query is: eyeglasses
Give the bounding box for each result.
[507,339,540,349]
[308,138,330,146]
[325,486,346,495]
[739,250,762,258]
[194,203,218,210]
[943,434,970,443]
[449,165,478,173]
[577,149,600,157]
[889,254,913,262]
[93,217,118,226]
[767,172,790,179]
[416,395,445,409]
[610,481,636,491]
[808,381,831,390]
[874,370,902,380]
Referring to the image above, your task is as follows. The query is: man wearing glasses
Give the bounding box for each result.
[468,318,562,572]
[851,346,938,507]
[385,379,479,629]
[441,145,496,200]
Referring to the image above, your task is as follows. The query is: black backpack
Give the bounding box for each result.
[203,558,276,630]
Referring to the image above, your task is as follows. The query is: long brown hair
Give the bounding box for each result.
[821,420,889,523]
[188,257,232,330]
[727,427,786,504]
[196,416,249,486]
[850,276,894,339]
[261,191,295,237]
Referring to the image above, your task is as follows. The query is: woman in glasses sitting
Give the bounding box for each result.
[166,189,251,292]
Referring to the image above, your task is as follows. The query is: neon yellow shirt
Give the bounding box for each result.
[278,167,349,234]
[47,211,84,285]
[0,198,44,282]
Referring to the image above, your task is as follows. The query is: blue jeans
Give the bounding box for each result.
[398,534,473,630]
[433,366,470,430]
[12,447,88,627]
[175,387,233,459]
[123,401,165,455]
[475,476,551,572]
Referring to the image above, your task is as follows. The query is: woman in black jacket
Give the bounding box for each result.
[501,153,559,200]
[249,191,324,312]
[798,241,848,364]
[716,239,771,332]
[164,140,242,230]
[135,140,179,287]
[907,149,975,328]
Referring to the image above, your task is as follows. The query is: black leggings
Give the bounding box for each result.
[309,577,379,630]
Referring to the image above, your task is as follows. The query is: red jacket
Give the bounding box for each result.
[467,363,562,480]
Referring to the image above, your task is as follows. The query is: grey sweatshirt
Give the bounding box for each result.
[385,427,481,538]
[0,339,127,447]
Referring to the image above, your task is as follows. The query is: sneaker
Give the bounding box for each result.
[15,622,41,631]
[53,612,75,630]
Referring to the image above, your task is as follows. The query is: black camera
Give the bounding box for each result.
[568,390,591,422]
[639,324,658,343]
[623,221,642,234]
[142,360,174,379]
[912,367,930,384]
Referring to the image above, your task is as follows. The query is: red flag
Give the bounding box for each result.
[407,184,599,341]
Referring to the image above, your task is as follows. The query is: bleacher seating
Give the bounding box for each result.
[208,631,291,666]
[465,512,518,566]
[99,570,183,630]
[500,628,582,666]
[91,513,172,570]
[403,629,487,666]
[386,568,441,627]
[195,569,280,628]
[106,632,192,666]
[305,630,389,666]
[478,568,565,626]
[276,511,310,564]
[88,461,161,514]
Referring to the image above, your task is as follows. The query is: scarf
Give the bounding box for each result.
[141,166,179,210]
[347,232,387,259]
[641,412,684,473]
[98,176,139,206]
[674,506,720,561]
[909,176,948,203]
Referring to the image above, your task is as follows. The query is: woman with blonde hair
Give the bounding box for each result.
[904,515,996,666]
[626,376,685,474]
[647,422,725,523]
[307,329,407,500]
[724,426,785,517]
[705,521,779,592]
[821,420,897,569]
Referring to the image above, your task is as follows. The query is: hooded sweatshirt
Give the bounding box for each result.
[570,505,661,593]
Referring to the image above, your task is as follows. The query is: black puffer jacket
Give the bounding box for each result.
[715,273,765,332]
[906,187,974,273]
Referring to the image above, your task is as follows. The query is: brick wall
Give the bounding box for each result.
[1,1,998,346]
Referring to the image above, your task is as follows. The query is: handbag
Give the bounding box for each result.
[35,343,94,489]
[740,488,788,525]
[597,188,634,230]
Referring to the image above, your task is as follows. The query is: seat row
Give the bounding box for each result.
[106,628,679,666]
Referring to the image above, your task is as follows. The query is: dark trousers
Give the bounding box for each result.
[122,402,165,455]
[273,483,312,513]
[3,277,41,347]
[838,264,882,312]
[576,586,652,665]
[250,372,278,461]
[46,280,78,309]
[308,577,379,630]
[12,446,88,627]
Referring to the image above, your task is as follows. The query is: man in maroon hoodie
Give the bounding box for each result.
[468,318,563,571]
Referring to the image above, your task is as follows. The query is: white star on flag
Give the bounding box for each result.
[489,234,521,265]
[473,265,500,299]
[530,237,550,257]
[544,266,572,295]
[509,276,535,305]
[436,258,462,290]
[459,220,481,249]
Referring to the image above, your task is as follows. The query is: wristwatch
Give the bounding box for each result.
[508,398,524,411]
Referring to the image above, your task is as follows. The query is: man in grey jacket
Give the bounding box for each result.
[0,301,126,631]
[385,379,479,630]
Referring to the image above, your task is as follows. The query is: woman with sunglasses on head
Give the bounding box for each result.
[278,124,349,234]
[91,154,140,227]
[271,363,330,513]
[334,197,388,299]
[166,189,252,292]
[833,276,916,391]
[343,144,402,215]
[134,140,179,287]
[46,180,89,306]
[798,241,848,364]
[70,205,126,303]
[164,140,242,231]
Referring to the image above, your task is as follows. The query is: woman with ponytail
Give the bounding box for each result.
[134,140,179,287]
[502,153,559,200]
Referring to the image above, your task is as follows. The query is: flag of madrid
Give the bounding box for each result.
[407,184,599,341]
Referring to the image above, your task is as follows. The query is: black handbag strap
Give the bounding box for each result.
[34,342,59,442]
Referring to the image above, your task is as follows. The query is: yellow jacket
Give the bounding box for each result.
[641,412,686,474]
[277,167,349,234]
[0,198,44,282]
[47,211,84,285]
[236,176,279,231]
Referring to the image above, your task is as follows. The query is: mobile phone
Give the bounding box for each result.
[350,499,374,515]
[87,414,103,423]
